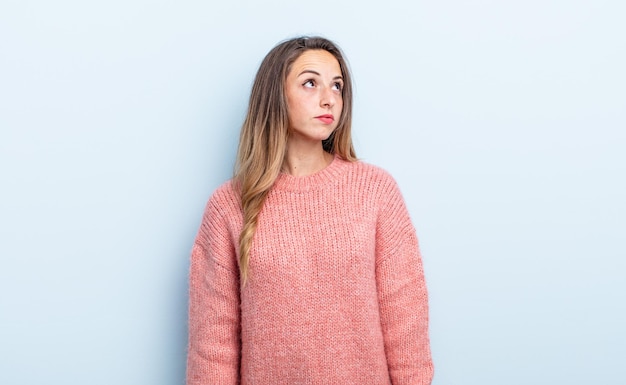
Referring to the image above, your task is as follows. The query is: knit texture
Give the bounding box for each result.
[187,155,433,385]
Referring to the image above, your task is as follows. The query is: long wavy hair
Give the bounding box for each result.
[234,36,357,285]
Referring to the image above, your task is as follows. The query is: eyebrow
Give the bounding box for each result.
[298,69,343,80]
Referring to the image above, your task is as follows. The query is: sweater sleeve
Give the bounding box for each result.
[186,192,241,385]
[375,176,434,385]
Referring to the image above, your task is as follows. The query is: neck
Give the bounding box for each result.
[282,141,333,177]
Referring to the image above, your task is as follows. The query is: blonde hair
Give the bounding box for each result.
[234,36,357,285]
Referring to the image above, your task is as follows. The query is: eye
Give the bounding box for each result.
[303,80,315,88]
[332,82,343,91]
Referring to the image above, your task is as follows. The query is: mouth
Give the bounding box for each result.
[315,114,334,124]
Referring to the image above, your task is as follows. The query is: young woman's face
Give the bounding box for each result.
[285,50,344,145]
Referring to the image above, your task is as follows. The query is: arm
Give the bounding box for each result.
[187,194,241,385]
[375,177,434,385]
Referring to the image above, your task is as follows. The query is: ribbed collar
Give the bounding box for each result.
[272,154,351,193]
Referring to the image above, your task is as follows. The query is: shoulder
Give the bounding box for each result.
[343,159,401,194]
[209,179,239,204]
[204,179,241,221]
[195,179,241,247]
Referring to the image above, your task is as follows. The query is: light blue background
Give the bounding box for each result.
[1,1,624,384]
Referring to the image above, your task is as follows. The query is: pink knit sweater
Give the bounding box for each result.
[187,156,433,384]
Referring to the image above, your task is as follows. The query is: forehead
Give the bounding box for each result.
[290,50,342,76]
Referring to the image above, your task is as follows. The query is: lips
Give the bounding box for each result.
[315,114,334,124]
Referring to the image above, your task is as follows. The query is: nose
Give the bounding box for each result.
[320,86,336,108]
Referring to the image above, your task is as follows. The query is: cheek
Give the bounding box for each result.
[286,98,308,126]
[292,95,313,115]
[289,102,305,121]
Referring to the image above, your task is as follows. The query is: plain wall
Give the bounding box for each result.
[1,1,624,384]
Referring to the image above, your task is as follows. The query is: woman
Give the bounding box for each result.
[187,36,433,385]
